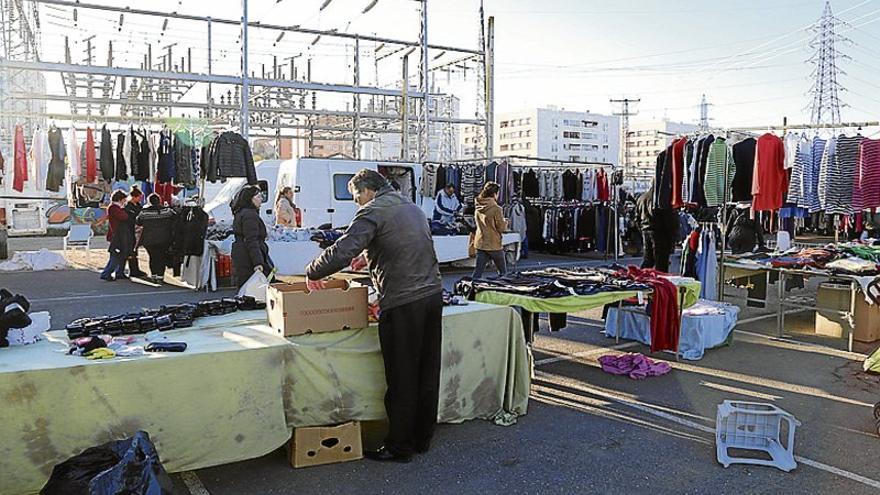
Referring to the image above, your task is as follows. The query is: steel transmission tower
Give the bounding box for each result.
[699,94,712,130]
[0,0,45,152]
[808,1,849,126]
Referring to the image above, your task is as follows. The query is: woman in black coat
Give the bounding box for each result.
[137,193,176,282]
[232,185,274,287]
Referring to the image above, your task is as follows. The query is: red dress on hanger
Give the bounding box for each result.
[752,133,787,212]
[85,127,97,183]
[13,125,27,192]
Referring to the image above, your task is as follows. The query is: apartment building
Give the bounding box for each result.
[625,120,700,193]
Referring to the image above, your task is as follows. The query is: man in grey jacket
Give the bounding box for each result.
[306,169,443,463]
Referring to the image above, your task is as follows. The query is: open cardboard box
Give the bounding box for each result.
[266,279,369,337]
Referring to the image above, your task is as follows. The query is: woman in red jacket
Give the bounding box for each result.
[100,190,132,281]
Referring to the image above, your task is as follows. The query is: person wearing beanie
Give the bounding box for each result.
[231,185,273,287]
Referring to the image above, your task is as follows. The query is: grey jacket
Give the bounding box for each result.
[306,186,442,310]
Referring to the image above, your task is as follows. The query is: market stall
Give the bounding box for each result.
[0,303,529,494]
[723,245,880,351]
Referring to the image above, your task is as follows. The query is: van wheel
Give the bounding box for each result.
[874,402,880,420]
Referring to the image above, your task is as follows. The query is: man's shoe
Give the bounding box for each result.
[364,446,411,463]
[100,275,114,281]
[130,271,148,278]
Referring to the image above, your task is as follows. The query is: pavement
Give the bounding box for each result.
[3,238,880,494]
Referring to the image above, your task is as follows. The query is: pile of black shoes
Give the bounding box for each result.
[0,289,32,348]
[66,295,266,339]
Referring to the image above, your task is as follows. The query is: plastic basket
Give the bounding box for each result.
[716,400,800,472]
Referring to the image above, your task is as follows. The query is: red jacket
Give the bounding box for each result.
[752,133,787,212]
[106,203,128,242]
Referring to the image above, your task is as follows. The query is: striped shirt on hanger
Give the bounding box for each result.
[807,137,826,212]
[856,138,880,210]
[821,135,864,215]
[703,138,735,207]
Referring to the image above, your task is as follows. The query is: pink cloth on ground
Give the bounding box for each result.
[598,353,671,380]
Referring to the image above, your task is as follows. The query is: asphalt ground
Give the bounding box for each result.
[3,238,880,494]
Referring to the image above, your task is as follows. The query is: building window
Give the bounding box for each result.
[500,144,509,151]
[563,131,580,139]
[500,120,509,128]
[525,142,532,149]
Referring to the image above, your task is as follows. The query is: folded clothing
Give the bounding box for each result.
[598,353,671,379]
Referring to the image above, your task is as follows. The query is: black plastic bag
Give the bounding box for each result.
[41,430,176,495]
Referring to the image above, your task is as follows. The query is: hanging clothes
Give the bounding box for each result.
[785,135,810,208]
[99,125,115,182]
[0,146,5,187]
[670,138,687,208]
[13,125,27,192]
[596,169,610,202]
[84,127,97,183]
[856,138,880,210]
[496,160,514,204]
[66,127,81,181]
[46,126,66,192]
[157,130,176,183]
[751,133,786,212]
[173,131,195,186]
[522,168,539,198]
[421,163,439,197]
[30,127,50,191]
[135,130,151,182]
[831,135,864,215]
[703,138,735,207]
[562,169,578,200]
[807,137,826,213]
[731,138,756,202]
[653,150,672,209]
[784,133,801,170]
[682,139,695,204]
[149,132,161,182]
[696,229,717,300]
[115,131,128,181]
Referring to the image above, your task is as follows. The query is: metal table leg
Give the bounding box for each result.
[777,270,786,338]
[848,280,857,353]
[615,299,623,344]
[677,286,686,362]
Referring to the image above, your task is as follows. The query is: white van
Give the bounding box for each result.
[276,157,422,228]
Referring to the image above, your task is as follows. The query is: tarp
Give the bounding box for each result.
[0,249,70,272]
[605,299,739,360]
[475,279,701,314]
[0,304,529,494]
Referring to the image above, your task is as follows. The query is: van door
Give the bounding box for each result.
[294,160,333,227]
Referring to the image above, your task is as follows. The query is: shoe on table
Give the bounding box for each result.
[364,445,411,463]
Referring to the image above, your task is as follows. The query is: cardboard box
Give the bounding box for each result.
[289,421,363,468]
[815,282,880,342]
[266,279,368,337]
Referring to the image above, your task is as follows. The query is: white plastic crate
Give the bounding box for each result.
[716,400,800,472]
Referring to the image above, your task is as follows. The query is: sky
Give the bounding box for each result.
[31,0,880,131]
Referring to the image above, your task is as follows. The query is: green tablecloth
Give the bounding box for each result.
[0,303,530,494]
[475,278,701,313]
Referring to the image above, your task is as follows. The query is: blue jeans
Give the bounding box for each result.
[100,252,126,279]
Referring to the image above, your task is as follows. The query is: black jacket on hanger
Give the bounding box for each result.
[522,169,540,198]
[99,125,115,182]
[115,133,128,181]
[205,132,257,184]
[653,150,672,209]
[732,138,757,202]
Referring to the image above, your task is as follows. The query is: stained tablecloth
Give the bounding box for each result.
[0,304,530,494]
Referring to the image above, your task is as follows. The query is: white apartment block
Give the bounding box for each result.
[625,120,700,193]
[491,107,619,166]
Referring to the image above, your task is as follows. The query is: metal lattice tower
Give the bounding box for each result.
[699,94,712,130]
[0,0,45,152]
[808,1,849,126]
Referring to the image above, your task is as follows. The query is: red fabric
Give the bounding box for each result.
[620,266,681,353]
[596,169,610,201]
[752,133,787,212]
[85,127,97,183]
[671,138,687,208]
[688,230,699,251]
[153,182,179,206]
[106,203,128,242]
[13,125,27,192]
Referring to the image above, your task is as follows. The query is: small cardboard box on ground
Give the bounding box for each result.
[266,279,368,337]
[815,282,880,342]
[289,421,363,468]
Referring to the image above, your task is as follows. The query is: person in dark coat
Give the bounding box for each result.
[124,187,148,278]
[232,185,273,287]
[637,184,678,273]
[137,193,176,282]
[100,190,132,281]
